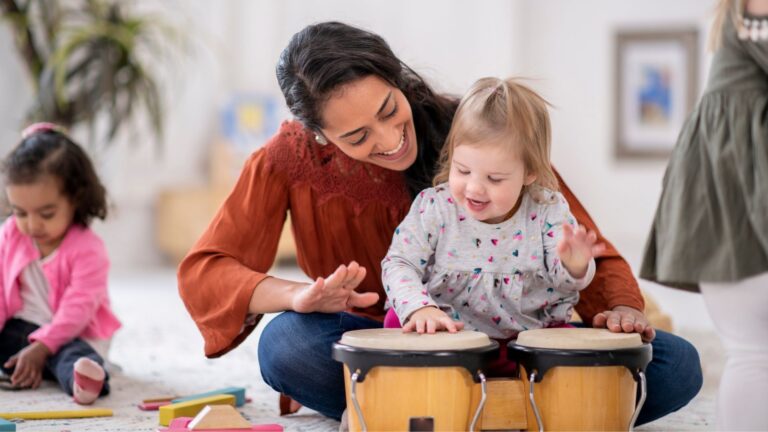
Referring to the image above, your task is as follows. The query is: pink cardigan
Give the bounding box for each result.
[0,217,121,354]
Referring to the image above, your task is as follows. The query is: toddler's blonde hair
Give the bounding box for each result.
[433,77,558,192]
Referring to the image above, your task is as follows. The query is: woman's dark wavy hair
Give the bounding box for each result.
[3,130,108,226]
[276,21,458,196]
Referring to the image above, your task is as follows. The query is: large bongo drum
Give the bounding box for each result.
[332,329,498,432]
[507,328,652,432]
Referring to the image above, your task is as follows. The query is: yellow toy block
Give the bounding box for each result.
[159,394,235,426]
[0,409,112,420]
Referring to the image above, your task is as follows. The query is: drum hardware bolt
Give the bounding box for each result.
[350,369,368,432]
[469,371,487,432]
[528,370,544,432]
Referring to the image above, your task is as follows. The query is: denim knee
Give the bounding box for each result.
[257,312,302,391]
[673,336,703,405]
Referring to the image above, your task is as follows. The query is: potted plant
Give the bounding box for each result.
[1,0,179,146]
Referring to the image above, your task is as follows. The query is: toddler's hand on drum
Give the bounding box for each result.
[593,306,656,342]
[403,306,464,334]
[292,261,379,313]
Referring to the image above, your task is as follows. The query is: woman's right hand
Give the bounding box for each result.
[402,306,465,334]
[291,261,379,313]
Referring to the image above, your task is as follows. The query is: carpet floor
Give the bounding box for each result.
[0,268,720,431]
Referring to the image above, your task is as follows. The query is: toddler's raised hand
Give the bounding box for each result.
[556,224,605,278]
[403,306,464,334]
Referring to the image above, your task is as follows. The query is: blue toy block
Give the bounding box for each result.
[0,418,15,431]
[171,386,246,407]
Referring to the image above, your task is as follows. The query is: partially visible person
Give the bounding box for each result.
[641,0,768,429]
[178,21,701,425]
[382,77,603,337]
[0,123,120,404]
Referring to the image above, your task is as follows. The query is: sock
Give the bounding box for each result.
[72,357,105,405]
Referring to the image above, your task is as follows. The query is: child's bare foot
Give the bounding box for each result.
[73,357,105,405]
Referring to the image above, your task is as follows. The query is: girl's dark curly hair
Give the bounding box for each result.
[3,129,108,226]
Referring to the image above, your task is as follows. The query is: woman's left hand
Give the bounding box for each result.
[3,341,51,389]
[592,306,656,342]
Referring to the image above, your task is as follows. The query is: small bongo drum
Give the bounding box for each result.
[507,328,652,432]
[332,329,498,432]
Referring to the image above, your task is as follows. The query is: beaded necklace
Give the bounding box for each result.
[738,16,768,41]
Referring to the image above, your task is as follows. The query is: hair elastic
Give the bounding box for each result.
[21,122,67,140]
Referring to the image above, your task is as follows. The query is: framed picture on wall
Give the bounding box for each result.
[614,29,698,159]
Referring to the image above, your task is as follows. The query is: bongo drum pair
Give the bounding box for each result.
[333,328,651,431]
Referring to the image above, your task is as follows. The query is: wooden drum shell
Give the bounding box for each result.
[520,364,638,431]
[510,328,652,432]
[343,364,480,432]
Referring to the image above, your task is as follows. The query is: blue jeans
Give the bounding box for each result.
[0,318,110,396]
[258,312,702,425]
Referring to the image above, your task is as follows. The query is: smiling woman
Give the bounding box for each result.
[177,20,702,426]
[320,76,418,171]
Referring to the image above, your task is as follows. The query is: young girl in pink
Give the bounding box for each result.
[0,123,121,404]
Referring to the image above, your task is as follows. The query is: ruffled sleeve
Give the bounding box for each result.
[178,140,289,358]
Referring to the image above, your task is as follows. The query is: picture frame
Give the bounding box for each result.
[614,29,699,159]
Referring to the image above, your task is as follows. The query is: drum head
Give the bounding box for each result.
[339,328,493,351]
[507,328,652,382]
[333,329,498,382]
[516,328,642,350]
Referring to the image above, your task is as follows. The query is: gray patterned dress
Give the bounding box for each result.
[382,184,595,339]
[640,11,768,291]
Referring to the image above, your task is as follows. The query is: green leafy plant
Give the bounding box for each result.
[1,0,180,146]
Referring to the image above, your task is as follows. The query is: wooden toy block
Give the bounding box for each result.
[159,394,235,426]
[172,387,246,407]
[144,395,180,403]
[0,418,15,432]
[0,409,112,420]
[158,416,283,431]
[188,405,252,429]
[140,400,173,411]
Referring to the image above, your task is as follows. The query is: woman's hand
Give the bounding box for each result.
[557,224,605,278]
[291,261,379,313]
[4,341,50,389]
[593,305,656,342]
[402,306,465,334]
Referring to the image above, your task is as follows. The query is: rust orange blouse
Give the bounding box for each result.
[178,121,644,358]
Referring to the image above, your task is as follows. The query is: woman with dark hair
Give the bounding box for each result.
[178,21,701,425]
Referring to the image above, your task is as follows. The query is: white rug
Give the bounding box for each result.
[0,268,719,431]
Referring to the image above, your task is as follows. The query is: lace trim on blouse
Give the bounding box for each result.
[265,121,411,216]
